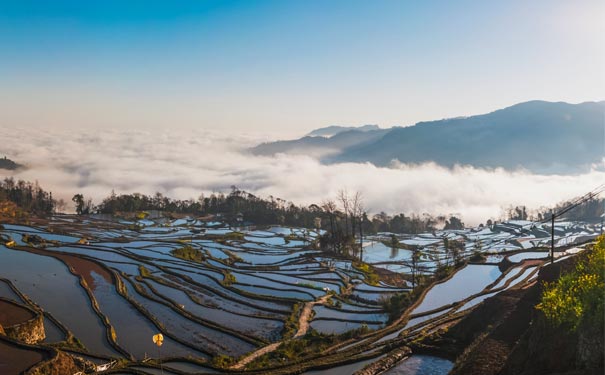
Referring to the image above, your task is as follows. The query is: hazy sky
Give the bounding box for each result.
[1,0,604,135]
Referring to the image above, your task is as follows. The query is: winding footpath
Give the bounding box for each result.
[230,293,332,370]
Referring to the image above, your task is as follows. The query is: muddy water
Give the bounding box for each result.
[0,339,46,374]
[0,246,119,357]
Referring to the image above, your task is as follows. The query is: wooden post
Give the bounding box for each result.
[551,214,555,264]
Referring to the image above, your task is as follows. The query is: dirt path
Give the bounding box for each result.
[230,293,332,370]
[294,294,331,338]
[230,342,281,370]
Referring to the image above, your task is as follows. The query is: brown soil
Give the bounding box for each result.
[0,338,46,375]
[0,299,35,326]
[294,294,331,338]
[373,267,408,287]
[23,248,113,291]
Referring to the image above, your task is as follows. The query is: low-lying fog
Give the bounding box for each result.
[1,127,603,225]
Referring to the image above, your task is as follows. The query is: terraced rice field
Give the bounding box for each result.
[0,214,598,374]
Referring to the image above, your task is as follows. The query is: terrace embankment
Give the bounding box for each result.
[415,251,603,375]
[0,298,45,344]
[0,335,84,375]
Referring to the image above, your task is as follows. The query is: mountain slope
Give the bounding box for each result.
[252,101,604,174]
[332,101,604,173]
[251,128,390,158]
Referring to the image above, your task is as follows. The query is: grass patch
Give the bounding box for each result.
[211,354,235,368]
[353,261,379,285]
[282,303,301,339]
[222,270,236,286]
[224,232,245,241]
[171,245,205,263]
[138,265,152,278]
[248,326,372,370]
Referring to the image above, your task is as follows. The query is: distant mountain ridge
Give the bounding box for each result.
[251,101,605,174]
[307,124,381,137]
[251,127,390,158]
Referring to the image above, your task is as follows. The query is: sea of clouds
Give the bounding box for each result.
[1,126,603,225]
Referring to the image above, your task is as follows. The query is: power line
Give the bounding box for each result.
[477,184,604,260]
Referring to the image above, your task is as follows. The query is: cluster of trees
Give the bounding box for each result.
[505,197,604,223]
[0,177,56,215]
[0,156,21,171]
[92,188,324,227]
[78,187,466,241]
[367,212,464,234]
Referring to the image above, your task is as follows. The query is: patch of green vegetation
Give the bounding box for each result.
[433,264,455,281]
[382,292,413,323]
[128,223,141,232]
[247,330,336,370]
[298,282,323,291]
[211,354,235,368]
[222,270,236,286]
[282,303,301,339]
[224,232,245,241]
[469,250,486,262]
[138,265,152,278]
[248,325,373,370]
[171,245,205,262]
[223,250,243,264]
[22,233,46,246]
[285,233,303,244]
[537,235,604,331]
[353,261,379,285]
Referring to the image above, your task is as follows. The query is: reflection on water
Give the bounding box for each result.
[384,355,453,375]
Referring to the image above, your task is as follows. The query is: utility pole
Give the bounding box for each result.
[551,213,555,264]
[547,188,603,264]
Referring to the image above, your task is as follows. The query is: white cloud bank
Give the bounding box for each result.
[1,126,603,225]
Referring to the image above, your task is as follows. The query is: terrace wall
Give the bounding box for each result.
[0,298,45,344]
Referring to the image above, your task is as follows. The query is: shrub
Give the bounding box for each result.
[211,354,234,368]
[138,265,152,278]
[224,232,245,241]
[382,292,412,322]
[536,235,604,331]
[222,271,236,286]
[353,261,379,285]
[171,245,205,262]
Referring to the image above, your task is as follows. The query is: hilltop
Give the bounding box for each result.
[0,157,22,171]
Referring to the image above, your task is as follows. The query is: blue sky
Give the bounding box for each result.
[1,0,603,134]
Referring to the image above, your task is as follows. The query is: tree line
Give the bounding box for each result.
[504,197,604,223]
[0,177,55,215]
[72,187,464,239]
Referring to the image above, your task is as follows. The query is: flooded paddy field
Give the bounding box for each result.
[0,215,599,374]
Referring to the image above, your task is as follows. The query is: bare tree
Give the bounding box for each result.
[350,192,365,260]
[321,200,337,252]
[337,189,350,237]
